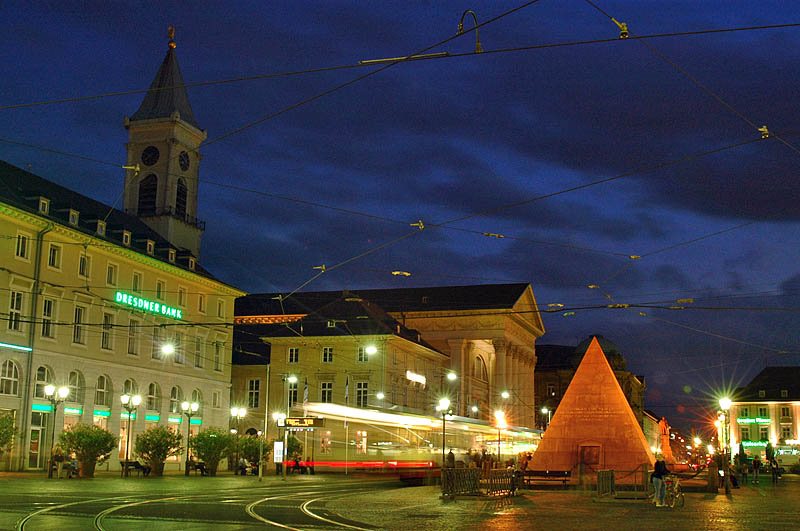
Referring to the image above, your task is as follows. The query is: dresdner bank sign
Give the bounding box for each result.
[115,291,183,320]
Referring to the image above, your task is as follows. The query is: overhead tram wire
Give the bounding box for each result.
[2,22,799,112]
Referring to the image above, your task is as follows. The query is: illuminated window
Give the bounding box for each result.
[781,425,793,440]
[357,347,369,363]
[34,366,52,399]
[781,406,791,417]
[356,381,368,408]
[0,360,20,396]
[123,378,138,396]
[322,347,333,363]
[355,430,367,454]
[288,381,298,407]
[8,291,23,332]
[320,431,332,454]
[288,347,299,364]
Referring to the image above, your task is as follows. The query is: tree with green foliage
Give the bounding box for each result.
[59,424,117,478]
[190,428,236,476]
[235,434,265,465]
[134,426,183,476]
[0,413,16,458]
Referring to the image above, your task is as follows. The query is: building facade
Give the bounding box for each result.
[0,35,244,471]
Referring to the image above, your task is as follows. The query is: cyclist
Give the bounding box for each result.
[652,458,670,507]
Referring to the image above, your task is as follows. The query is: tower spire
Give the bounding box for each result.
[168,25,176,49]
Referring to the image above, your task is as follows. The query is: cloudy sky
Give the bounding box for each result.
[3,1,800,431]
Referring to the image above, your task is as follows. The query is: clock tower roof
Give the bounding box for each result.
[129,29,200,129]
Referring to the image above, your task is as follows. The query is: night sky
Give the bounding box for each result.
[3,1,800,432]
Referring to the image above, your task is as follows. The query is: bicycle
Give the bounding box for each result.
[664,475,685,508]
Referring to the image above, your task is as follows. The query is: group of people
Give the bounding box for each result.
[738,454,781,485]
[52,448,79,479]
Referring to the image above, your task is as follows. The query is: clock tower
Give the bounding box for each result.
[123,27,207,257]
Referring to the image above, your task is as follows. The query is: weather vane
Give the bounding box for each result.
[168,25,176,49]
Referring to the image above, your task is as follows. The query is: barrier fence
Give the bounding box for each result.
[440,468,516,498]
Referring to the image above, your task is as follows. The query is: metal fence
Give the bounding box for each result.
[440,468,516,498]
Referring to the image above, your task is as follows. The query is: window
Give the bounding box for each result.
[101,313,113,350]
[156,280,165,300]
[78,254,91,278]
[320,382,333,403]
[47,244,61,269]
[781,390,789,398]
[781,406,791,417]
[357,347,369,363]
[72,305,86,344]
[151,328,162,359]
[147,383,161,410]
[132,272,142,293]
[8,291,23,331]
[758,406,768,418]
[288,347,299,364]
[189,257,196,271]
[174,333,184,364]
[68,209,79,225]
[170,386,183,413]
[146,240,155,255]
[68,370,84,403]
[212,390,221,409]
[759,427,769,441]
[123,379,138,396]
[288,381,298,407]
[96,220,106,236]
[127,319,140,355]
[95,375,111,406]
[356,381,369,408]
[323,347,334,363]
[168,249,176,263]
[41,298,55,338]
[0,360,20,395]
[216,300,225,318]
[178,287,187,307]
[176,178,188,216]
[740,427,750,441]
[34,366,53,399]
[781,425,793,440]
[320,431,332,454]
[15,233,30,259]
[194,336,204,367]
[740,407,750,418]
[248,379,260,409]
[213,342,222,371]
[106,263,118,286]
[546,383,557,397]
[138,174,157,216]
[758,390,766,398]
[473,356,488,381]
[198,294,206,313]
[122,230,131,246]
[38,197,49,214]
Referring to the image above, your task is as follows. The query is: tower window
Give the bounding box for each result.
[138,174,157,216]
[176,178,188,217]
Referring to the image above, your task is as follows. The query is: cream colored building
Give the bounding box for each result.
[0,35,244,471]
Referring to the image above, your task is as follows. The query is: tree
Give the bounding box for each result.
[190,428,235,476]
[0,413,16,458]
[59,424,117,478]
[236,435,265,465]
[134,426,183,476]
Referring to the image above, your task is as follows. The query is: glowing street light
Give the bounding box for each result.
[44,384,69,479]
[437,398,453,467]
[501,390,510,400]
[230,406,247,475]
[181,401,199,476]
[120,393,142,478]
[161,343,175,356]
[541,407,551,428]
[494,410,507,465]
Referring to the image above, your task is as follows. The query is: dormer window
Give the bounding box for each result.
[122,231,131,246]
[758,390,766,398]
[96,220,106,236]
[168,249,176,263]
[146,240,155,255]
[68,209,80,226]
[188,257,196,271]
[781,390,788,398]
[38,197,50,215]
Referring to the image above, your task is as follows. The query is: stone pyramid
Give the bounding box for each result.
[530,337,654,481]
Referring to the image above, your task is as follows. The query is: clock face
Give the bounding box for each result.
[141,146,160,166]
[179,151,190,171]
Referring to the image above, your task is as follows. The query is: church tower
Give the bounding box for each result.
[123,27,207,257]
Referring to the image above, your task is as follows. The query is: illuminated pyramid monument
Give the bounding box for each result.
[531,337,655,483]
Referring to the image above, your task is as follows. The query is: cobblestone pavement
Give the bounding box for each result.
[332,474,800,530]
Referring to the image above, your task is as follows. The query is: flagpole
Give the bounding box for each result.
[345,375,349,476]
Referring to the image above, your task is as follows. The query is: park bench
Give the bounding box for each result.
[524,470,571,487]
[121,460,151,477]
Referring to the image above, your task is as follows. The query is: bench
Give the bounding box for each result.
[188,461,208,476]
[523,470,571,487]
[121,460,151,477]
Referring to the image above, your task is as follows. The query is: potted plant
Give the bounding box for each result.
[190,428,235,476]
[134,426,183,476]
[59,424,117,478]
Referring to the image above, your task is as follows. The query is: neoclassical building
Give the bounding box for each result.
[0,34,244,471]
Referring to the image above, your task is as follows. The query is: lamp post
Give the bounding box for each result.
[437,398,452,467]
[230,406,247,474]
[44,384,69,479]
[719,397,732,494]
[494,410,507,467]
[120,393,142,477]
[541,407,551,429]
[284,375,297,480]
[181,401,199,476]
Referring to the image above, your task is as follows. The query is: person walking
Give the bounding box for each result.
[770,458,779,485]
[652,458,670,507]
[753,455,762,484]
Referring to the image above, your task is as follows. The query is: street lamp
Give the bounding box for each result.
[494,410,507,467]
[181,401,199,476]
[283,375,297,480]
[541,407,551,429]
[44,384,69,479]
[457,9,483,53]
[230,406,247,474]
[719,397,732,494]
[120,393,142,477]
[437,398,453,467]
[501,390,510,400]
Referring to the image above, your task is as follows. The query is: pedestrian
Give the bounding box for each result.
[446,449,455,469]
[53,447,65,479]
[753,455,761,484]
[770,458,779,485]
[739,456,748,485]
[651,458,669,507]
[238,457,248,476]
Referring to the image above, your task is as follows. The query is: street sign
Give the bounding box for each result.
[285,417,324,428]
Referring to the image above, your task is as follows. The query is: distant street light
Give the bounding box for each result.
[120,393,142,478]
[44,384,69,479]
[181,401,199,476]
[541,407,551,429]
[719,397,732,494]
[494,410,507,466]
[231,406,247,475]
[437,398,453,467]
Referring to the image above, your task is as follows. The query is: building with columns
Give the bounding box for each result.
[0,33,244,472]
[231,283,545,439]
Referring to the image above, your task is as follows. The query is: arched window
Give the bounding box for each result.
[123,378,138,396]
[68,370,85,403]
[175,178,187,217]
[473,356,488,382]
[95,375,112,406]
[169,386,183,413]
[147,382,161,411]
[0,360,20,395]
[137,174,157,216]
[191,389,202,413]
[34,366,53,399]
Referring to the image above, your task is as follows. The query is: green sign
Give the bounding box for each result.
[93,410,111,418]
[0,341,32,352]
[145,414,160,422]
[32,403,52,412]
[168,416,182,424]
[742,441,768,448]
[736,417,771,424]
[115,291,183,320]
[64,407,83,416]
[121,412,137,420]
[190,418,203,425]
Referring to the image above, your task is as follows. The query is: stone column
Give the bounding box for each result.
[493,339,506,411]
